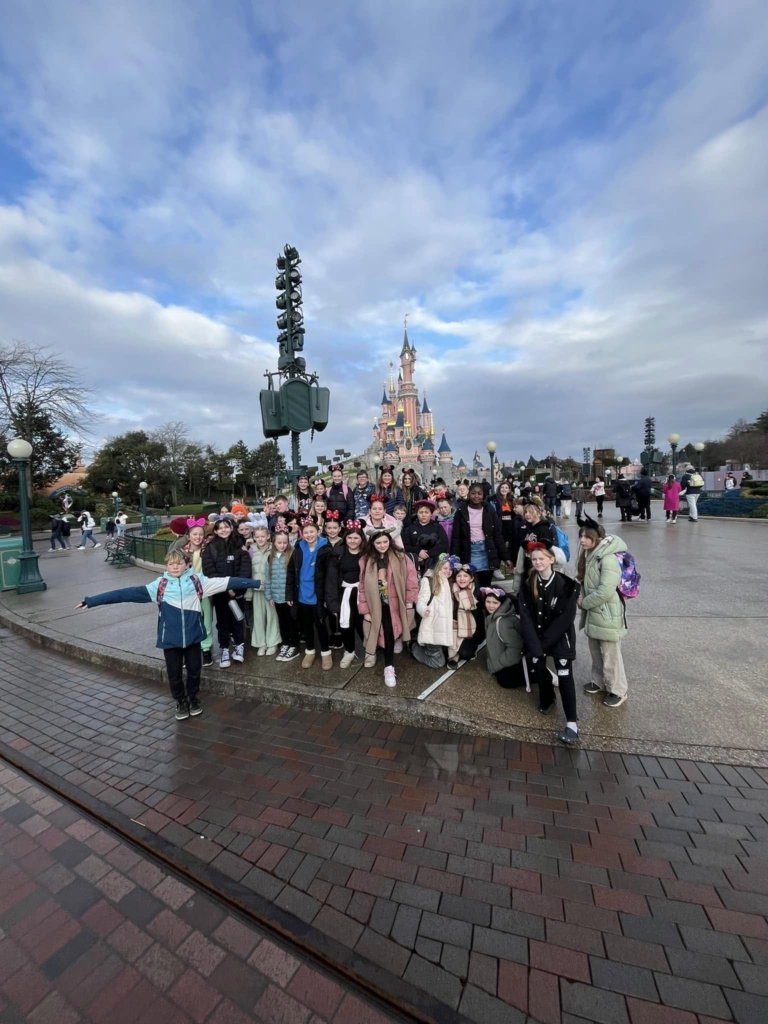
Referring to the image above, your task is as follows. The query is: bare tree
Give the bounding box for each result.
[151,421,193,506]
[0,342,94,496]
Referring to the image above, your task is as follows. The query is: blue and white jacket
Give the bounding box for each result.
[83,569,260,650]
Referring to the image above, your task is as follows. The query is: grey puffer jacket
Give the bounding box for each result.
[484,597,524,674]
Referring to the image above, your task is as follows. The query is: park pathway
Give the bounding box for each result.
[1,627,768,1024]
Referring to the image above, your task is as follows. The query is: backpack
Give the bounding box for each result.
[554,526,571,562]
[689,473,704,488]
[612,552,641,600]
[561,484,571,499]
[156,574,204,606]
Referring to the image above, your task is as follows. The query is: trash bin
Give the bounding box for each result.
[100,517,107,530]
[0,537,22,591]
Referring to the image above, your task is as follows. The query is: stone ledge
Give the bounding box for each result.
[1,602,766,766]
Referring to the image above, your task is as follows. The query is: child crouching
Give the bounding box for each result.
[480,587,525,690]
[75,548,261,720]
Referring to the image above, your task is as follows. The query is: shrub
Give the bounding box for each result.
[170,503,218,515]
[748,502,768,519]
[0,515,20,527]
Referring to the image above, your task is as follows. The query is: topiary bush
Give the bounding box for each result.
[697,497,767,517]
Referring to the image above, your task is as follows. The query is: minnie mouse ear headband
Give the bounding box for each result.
[313,477,326,486]
[368,527,396,540]
[186,517,206,529]
[577,512,604,535]
[413,498,436,511]
[345,519,363,531]
[168,516,189,536]
[479,587,506,601]
[525,495,543,509]
[299,516,318,528]
[526,539,555,552]
[274,524,290,535]
[379,464,395,474]
[245,512,269,528]
[323,510,341,522]
[368,493,386,504]
[440,554,476,574]
[330,463,343,472]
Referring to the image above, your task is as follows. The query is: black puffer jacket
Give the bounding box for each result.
[326,484,354,519]
[202,541,252,580]
[326,550,364,616]
[450,503,505,570]
[518,570,579,661]
[315,539,344,608]
[401,520,449,574]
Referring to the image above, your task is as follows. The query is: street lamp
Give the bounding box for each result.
[6,438,46,594]
[668,433,680,476]
[693,442,705,473]
[486,441,497,486]
[139,481,148,529]
[615,456,623,479]
[111,491,120,518]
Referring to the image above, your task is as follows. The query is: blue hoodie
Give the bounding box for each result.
[83,568,259,649]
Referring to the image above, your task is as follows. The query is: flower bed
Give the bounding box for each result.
[697,497,768,518]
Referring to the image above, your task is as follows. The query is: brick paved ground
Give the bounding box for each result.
[0,763,402,1024]
[2,629,768,1023]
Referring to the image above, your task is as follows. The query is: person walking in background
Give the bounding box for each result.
[105,517,116,540]
[543,476,558,516]
[633,468,653,521]
[725,472,737,490]
[49,515,67,551]
[680,467,704,522]
[663,474,681,524]
[560,480,572,519]
[573,482,586,520]
[116,511,128,537]
[77,510,100,549]
[591,477,605,518]
[614,476,633,523]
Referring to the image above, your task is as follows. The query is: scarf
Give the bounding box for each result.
[339,580,358,628]
[452,582,477,639]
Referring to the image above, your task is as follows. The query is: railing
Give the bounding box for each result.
[125,529,174,566]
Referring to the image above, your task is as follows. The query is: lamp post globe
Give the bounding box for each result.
[486,441,497,484]
[6,438,46,593]
[668,433,680,476]
[138,482,148,526]
[693,442,705,473]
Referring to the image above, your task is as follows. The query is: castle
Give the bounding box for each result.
[368,327,456,485]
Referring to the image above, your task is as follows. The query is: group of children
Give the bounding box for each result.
[75,464,631,742]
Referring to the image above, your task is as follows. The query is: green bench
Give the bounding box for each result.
[104,535,133,568]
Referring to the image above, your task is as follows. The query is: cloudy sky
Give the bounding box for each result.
[1,0,767,469]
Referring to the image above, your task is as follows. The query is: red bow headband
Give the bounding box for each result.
[186,517,206,528]
[330,463,343,472]
[345,519,362,530]
[368,493,386,504]
[274,525,290,535]
[299,516,316,528]
[526,541,551,552]
[324,510,340,521]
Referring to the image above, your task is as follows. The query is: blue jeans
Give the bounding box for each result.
[79,530,97,547]
[116,524,125,536]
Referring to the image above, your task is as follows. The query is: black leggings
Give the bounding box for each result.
[495,663,526,689]
[532,657,577,722]
[164,643,202,702]
[340,588,364,653]
[596,495,604,515]
[380,602,395,668]
[212,592,244,647]
[298,602,329,653]
[274,602,298,647]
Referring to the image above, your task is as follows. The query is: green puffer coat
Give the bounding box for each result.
[579,535,628,642]
[484,597,524,674]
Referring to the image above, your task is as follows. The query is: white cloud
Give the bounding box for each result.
[0,0,766,467]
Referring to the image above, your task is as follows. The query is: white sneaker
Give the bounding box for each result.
[265,646,279,656]
[340,651,358,669]
[256,647,266,656]
[275,645,288,662]
[94,543,101,548]
[220,649,231,669]
[384,667,397,688]
[232,644,245,663]
[364,653,376,669]
[394,638,403,654]
[493,569,506,580]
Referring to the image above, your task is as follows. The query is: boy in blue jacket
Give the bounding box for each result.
[75,548,261,720]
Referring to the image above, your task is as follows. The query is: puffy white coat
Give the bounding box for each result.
[416,573,454,647]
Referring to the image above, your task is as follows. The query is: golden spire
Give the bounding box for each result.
[389,362,395,394]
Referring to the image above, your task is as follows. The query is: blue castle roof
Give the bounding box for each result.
[437,432,451,454]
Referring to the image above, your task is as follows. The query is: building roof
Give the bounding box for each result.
[381,386,389,406]
[400,328,411,356]
[437,432,452,454]
[457,458,466,468]
[385,441,398,453]
[421,394,430,414]
[421,437,434,451]
[395,409,405,428]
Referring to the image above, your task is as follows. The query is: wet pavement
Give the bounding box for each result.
[2,629,768,1023]
[4,513,767,761]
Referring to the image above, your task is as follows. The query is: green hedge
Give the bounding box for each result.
[697,497,767,518]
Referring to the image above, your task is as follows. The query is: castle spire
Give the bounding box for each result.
[389,362,395,394]
[437,428,452,454]
[421,391,430,415]
[381,383,389,406]
[401,313,411,356]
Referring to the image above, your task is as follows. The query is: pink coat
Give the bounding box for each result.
[663,481,681,511]
[357,553,419,653]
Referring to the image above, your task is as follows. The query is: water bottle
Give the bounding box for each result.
[228,599,245,622]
